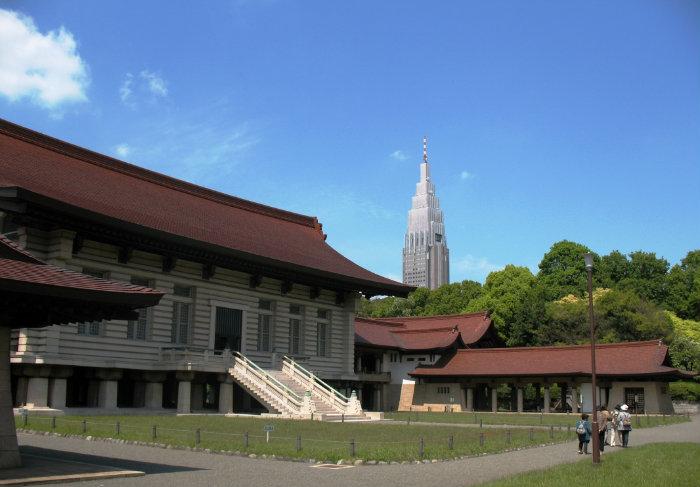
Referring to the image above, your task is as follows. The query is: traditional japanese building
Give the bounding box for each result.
[353,312,499,410]
[406,341,692,414]
[0,118,412,419]
[402,137,449,290]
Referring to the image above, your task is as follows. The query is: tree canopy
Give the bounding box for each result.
[358,244,700,371]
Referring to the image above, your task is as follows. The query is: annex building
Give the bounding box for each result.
[0,119,412,419]
[354,314,691,414]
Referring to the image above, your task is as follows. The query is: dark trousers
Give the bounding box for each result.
[599,430,605,451]
[578,435,589,453]
[621,430,630,447]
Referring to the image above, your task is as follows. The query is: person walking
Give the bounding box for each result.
[576,413,592,454]
[618,404,633,447]
[597,406,609,452]
[609,404,621,447]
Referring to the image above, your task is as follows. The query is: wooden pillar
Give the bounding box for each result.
[517,387,524,413]
[543,386,551,413]
[491,385,498,413]
[466,387,474,412]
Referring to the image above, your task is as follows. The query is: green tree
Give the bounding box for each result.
[466,265,537,345]
[666,250,700,320]
[537,240,597,300]
[617,251,670,304]
[668,335,700,371]
[598,250,630,288]
[422,280,482,316]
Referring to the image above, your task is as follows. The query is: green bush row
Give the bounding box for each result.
[669,380,700,402]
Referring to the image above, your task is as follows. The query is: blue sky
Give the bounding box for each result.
[1,1,699,283]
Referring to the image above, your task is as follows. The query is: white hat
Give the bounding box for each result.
[621,404,628,411]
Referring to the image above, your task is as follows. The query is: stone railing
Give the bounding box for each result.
[282,356,362,415]
[229,352,303,415]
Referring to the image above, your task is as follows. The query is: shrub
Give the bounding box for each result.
[669,380,700,402]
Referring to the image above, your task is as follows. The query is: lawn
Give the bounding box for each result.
[384,411,688,429]
[479,442,700,486]
[16,413,572,462]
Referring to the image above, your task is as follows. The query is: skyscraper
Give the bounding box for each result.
[402,137,449,289]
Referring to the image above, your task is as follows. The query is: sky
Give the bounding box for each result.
[1,1,699,284]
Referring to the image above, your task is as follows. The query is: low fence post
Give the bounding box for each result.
[529,428,534,441]
[81,420,87,433]
[115,421,120,436]
[296,435,302,452]
[342,413,345,423]
[51,416,56,431]
[549,426,554,439]
[506,429,511,445]
[479,419,483,429]
[567,424,571,439]
[448,434,454,450]
[152,425,157,440]
[244,432,248,448]
[479,432,484,447]
[195,429,201,447]
[350,439,356,457]
[419,437,424,458]
[22,412,28,427]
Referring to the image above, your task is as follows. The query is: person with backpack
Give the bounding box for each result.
[597,406,609,452]
[617,404,632,447]
[576,413,592,454]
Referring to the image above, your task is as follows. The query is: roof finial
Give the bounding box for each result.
[423,135,428,163]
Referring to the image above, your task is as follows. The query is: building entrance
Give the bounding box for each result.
[214,307,243,352]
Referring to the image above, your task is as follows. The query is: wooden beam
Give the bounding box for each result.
[118,246,133,264]
[202,263,216,280]
[309,286,320,300]
[249,274,262,289]
[162,255,177,273]
[281,280,293,295]
[72,234,84,254]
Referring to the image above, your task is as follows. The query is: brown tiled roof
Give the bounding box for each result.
[410,341,694,378]
[0,119,412,296]
[355,312,493,351]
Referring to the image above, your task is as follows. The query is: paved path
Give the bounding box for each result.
[17,416,700,487]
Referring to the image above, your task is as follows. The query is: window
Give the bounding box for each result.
[437,386,451,394]
[289,304,301,315]
[316,308,330,357]
[289,318,301,354]
[171,285,194,345]
[257,299,274,352]
[624,387,645,414]
[78,269,105,336]
[127,277,150,340]
[389,353,400,363]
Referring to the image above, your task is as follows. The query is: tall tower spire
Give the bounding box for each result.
[402,136,450,289]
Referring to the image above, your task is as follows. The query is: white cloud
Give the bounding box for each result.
[119,73,133,103]
[460,170,475,180]
[456,255,503,281]
[119,70,168,107]
[390,150,408,161]
[114,143,130,158]
[0,9,88,109]
[140,70,167,97]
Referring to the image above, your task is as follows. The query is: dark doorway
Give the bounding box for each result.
[214,307,243,352]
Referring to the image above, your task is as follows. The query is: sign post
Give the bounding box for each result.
[264,424,274,443]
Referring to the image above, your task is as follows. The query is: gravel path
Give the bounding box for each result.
[17,415,700,487]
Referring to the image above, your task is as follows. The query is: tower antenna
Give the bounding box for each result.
[423,135,428,163]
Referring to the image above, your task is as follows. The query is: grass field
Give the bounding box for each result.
[479,442,700,486]
[384,411,688,429]
[16,413,573,462]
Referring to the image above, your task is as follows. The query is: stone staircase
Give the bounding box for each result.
[229,352,371,421]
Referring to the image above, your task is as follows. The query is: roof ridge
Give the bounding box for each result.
[454,340,664,353]
[377,311,488,321]
[392,327,456,334]
[0,118,322,231]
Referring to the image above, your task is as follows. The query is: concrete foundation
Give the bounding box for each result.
[1,327,21,468]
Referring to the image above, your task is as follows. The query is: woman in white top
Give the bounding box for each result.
[609,405,621,447]
[617,404,633,447]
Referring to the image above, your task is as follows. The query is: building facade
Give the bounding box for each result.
[0,119,412,417]
[353,312,499,411]
[402,137,449,290]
